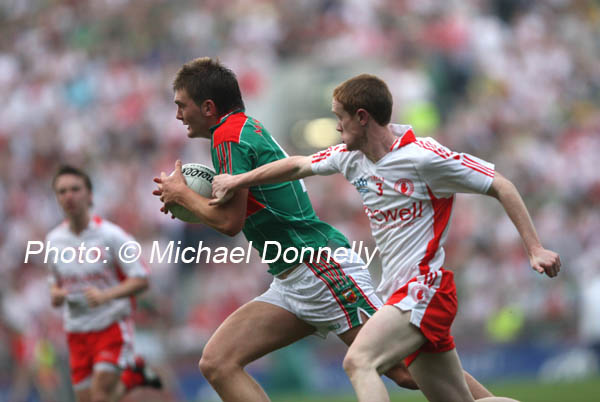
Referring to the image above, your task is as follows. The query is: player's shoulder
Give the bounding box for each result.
[92,216,130,238]
[385,124,426,160]
[312,143,352,161]
[409,136,455,162]
[46,222,69,241]
[212,110,254,147]
[92,215,114,230]
[388,124,422,155]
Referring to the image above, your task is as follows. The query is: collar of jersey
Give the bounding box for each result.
[209,108,246,134]
[64,215,101,236]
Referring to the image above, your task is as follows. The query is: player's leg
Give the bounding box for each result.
[408,349,474,402]
[316,251,417,390]
[465,371,494,399]
[75,387,92,402]
[333,258,490,397]
[68,332,94,402]
[343,305,430,402]
[89,367,121,402]
[198,300,315,402]
[338,314,418,390]
[345,307,485,402]
[340,325,493,397]
[409,352,519,402]
[87,320,135,402]
[113,381,127,401]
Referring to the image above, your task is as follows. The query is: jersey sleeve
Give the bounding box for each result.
[212,140,256,175]
[310,144,348,176]
[415,138,495,198]
[108,224,148,278]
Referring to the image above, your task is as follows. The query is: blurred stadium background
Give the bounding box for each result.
[1,0,599,401]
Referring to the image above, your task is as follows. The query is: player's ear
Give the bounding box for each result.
[356,108,370,126]
[202,99,218,117]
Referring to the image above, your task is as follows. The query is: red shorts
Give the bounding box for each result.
[385,268,457,367]
[66,318,135,386]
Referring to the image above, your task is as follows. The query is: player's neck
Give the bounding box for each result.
[362,125,396,162]
[68,212,90,235]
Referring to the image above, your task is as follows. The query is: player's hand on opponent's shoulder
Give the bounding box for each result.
[209,174,236,206]
[529,246,561,278]
[152,160,185,218]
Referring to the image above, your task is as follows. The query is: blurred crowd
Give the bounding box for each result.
[1,0,599,399]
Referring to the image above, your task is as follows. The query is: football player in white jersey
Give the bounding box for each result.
[48,165,159,402]
[210,74,560,402]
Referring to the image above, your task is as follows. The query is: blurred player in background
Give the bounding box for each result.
[211,73,561,402]
[48,165,162,402]
[153,57,492,401]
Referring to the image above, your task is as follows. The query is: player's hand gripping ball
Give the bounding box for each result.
[168,163,215,223]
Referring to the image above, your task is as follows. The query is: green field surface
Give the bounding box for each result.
[272,376,600,402]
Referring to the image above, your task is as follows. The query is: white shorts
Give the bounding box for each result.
[255,249,382,338]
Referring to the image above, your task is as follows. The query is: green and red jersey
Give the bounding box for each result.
[210,110,349,275]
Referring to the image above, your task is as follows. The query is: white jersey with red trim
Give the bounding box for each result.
[46,216,148,333]
[311,124,495,300]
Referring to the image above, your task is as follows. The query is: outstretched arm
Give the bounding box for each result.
[487,172,561,278]
[210,155,314,205]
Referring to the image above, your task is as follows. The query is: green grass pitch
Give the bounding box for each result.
[272,376,600,402]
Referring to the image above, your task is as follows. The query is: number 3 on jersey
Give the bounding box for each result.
[376,182,383,196]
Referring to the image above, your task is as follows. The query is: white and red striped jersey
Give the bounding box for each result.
[311,124,495,300]
[46,216,148,333]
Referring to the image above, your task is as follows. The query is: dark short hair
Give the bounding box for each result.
[52,165,93,192]
[333,74,393,126]
[173,57,245,115]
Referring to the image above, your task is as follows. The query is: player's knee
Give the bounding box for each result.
[343,349,371,377]
[198,353,237,383]
[90,380,117,402]
[198,355,218,381]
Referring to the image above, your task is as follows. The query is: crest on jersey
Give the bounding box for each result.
[352,177,369,194]
[394,178,414,196]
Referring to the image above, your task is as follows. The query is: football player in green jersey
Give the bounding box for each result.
[152,58,492,402]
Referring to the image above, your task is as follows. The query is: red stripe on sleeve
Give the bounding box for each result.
[461,160,494,177]
[462,155,494,177]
